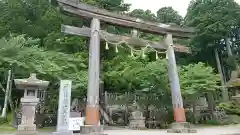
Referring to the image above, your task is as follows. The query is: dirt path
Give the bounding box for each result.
[104,125,240,135]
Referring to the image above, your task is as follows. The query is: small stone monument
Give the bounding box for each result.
[14,73,49,135]
[53,80,73,135]
[227,70,240,88]
[227,70,240,104]
[232,94,240,104]
[129,102,145,129]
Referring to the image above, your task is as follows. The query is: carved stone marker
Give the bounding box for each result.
[129,110,145,129]
[53,80,73,135]
[129,102,145,129]
[14,73,49,135]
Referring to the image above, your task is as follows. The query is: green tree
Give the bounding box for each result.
[157,7,183,25]
[185,0,240,49]
[129,9,157,21]
[0,0,71,38]
[180,62,219,96]
[0,35,88,96]
[185,0,240,89]
[179,62,220,122]
[129,9,162,41]
[81,0,130,12]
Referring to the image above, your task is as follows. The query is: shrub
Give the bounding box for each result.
[205,119,220,125]
[217,102,240,115]
[219,115,240,125]
[0,117,7,125]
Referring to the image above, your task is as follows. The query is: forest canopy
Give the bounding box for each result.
[0,0,239,103]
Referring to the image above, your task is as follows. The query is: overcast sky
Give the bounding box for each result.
[124,0,240,17]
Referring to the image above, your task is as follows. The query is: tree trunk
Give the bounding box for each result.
[192,101,197,124]
[214,49,229,102]
[207,92,215,116]
[1,69,11,118]
[225,38,240,76]
[124,105,128,125]
[226,38,233,57]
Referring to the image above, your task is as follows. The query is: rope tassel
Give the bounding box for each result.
[130,48,134,57]
[115,45,118,53]
[155,51,159,60]
[165,51,168,60]
[142,49,146,59]
[105,42,109,50]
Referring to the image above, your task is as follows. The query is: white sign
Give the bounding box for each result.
[69,117,85,131]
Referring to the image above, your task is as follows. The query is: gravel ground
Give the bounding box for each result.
[1,125,240,135]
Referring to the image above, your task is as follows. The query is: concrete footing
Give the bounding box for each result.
[167,122,197,133]
[80,125,106,135]
[15,124,38,135]
[53,131,73,135]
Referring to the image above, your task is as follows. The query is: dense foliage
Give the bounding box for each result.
[185,0,240,48]
[1,0,239,126]
[0,35,88,94]
[185,0,240,71]
[0,0,223,100]
[217,102,240,115]
[157,7,183,25]
[180,62,219,95]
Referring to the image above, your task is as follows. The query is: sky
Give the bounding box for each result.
[124,0,240,17]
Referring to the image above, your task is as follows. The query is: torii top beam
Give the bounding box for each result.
[61,25,191,53]
[57,0,195,38]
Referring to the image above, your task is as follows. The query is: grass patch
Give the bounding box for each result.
[0,113,55,133]
[0,124,16,133]
[0,124,55,133]
[0,113,16,133]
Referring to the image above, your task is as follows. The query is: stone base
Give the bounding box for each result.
[15,130,38,135]
[129,119,146,129]
[15,124,38,135]
[17,124,37,131]
[53,131,73,135]
[167,122,197,133]
[81,125,104,135]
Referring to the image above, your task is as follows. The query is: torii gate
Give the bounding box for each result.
[57,0,195,133]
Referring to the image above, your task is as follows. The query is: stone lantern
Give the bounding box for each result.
[14,73,49,135]
[227,70,240,105]
[232,95,240,104]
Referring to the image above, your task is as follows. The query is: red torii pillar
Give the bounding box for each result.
[165,34,196,133]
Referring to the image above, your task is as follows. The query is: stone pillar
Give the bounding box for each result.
[165,34,196,133]
[53,80,73,135]
[16,97,39,135]
[82,18,102,134]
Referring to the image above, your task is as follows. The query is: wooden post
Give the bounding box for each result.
[214,49,229,102]
[166,34,196,133]
[85,18,101,126]
[1,69,11,118]
[165,34,186,123]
